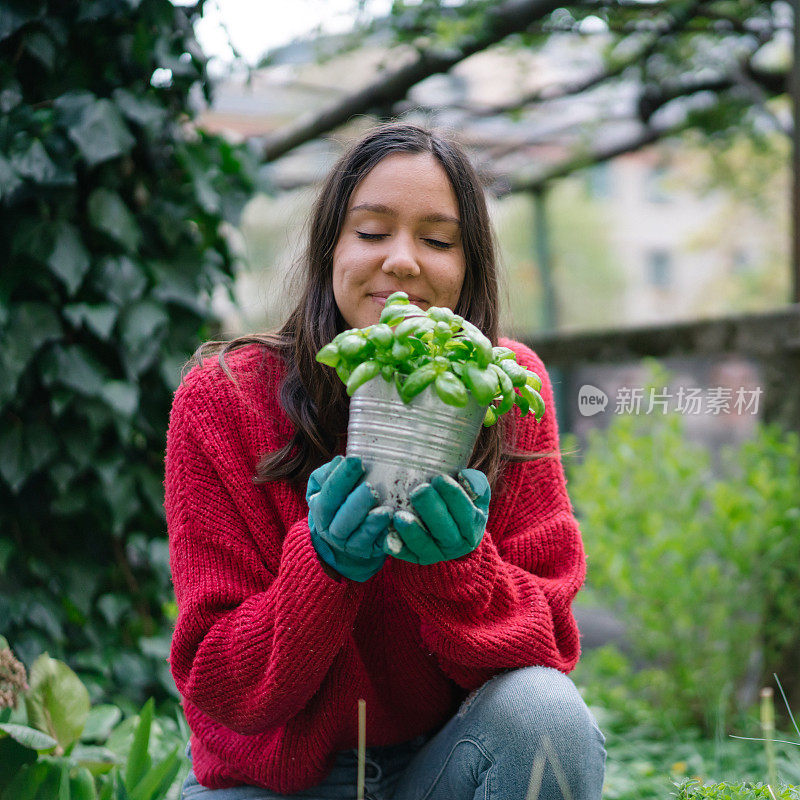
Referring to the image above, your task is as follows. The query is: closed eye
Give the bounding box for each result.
[356,231,454,249]
[356,231,386,240]
[424,239,454,250]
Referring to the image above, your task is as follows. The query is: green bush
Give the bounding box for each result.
[0,637,188,800]
[0,0,258,703]
[565,364,800,733]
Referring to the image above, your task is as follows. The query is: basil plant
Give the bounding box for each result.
[315,292,545,427]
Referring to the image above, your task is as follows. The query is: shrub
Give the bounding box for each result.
[565,365,800,733]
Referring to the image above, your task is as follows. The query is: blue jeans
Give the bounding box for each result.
[180,666,606,800]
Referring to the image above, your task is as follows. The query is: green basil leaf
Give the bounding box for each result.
[463,364,499,406]
[434,372,468,407]
[346,360,381,396]
[315,343,340,367]
[399,365,437,402]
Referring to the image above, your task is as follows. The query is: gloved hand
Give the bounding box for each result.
[382,468,491,565]
[307,455,393,582]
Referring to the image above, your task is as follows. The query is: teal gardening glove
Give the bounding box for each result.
[307,455,393,582]
[382,468,491,566]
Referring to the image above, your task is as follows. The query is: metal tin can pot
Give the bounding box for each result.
[346,376,487,553]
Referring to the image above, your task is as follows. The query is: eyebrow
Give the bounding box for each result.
[349,202,460,226]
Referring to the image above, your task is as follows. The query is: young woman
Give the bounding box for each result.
[166,122,606,799]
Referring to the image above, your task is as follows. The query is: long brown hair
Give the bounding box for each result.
[188,122,553,494]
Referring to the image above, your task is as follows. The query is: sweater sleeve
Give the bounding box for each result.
[386,343,585,689]
[166,368,365,735]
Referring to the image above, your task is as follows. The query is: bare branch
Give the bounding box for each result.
[261,0,569,162]
[495,120,686,195]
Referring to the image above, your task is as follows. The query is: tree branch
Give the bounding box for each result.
[494,120,686,195]
[261,0,568,162]
[466,0,707,118]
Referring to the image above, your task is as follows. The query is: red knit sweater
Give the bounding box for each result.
[165,338,586,793]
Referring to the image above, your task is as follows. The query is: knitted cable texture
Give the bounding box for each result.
[165,338,586,793]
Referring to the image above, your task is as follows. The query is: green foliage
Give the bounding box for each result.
[0,645,187,800]
[25,653,90,753]
[386,0,494,49]
[565,363,800,733]
[0,0,257,703]
[674,781,800,799]
[316,292,544,424]
[572,647,800,798]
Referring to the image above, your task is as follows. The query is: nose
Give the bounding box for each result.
[381,233,420,278]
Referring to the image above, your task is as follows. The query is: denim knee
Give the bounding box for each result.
[392,667,605,800]
[458,665,606,763]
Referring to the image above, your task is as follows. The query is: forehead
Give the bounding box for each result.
[349,152,459,212]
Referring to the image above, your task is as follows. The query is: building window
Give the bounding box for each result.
[647,249,672,288]
[586,162,611,199]
[731,248,752,275]
[645,165,670,203]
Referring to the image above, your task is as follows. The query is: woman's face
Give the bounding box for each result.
[332,152,466,330]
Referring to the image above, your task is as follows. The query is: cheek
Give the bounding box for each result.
[332,240,372,286]
[440,257,466,305]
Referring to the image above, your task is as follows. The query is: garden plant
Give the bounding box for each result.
[316,291,546,426]
[0,637,187,800]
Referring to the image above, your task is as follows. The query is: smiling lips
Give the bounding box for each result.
[370,291,426,306]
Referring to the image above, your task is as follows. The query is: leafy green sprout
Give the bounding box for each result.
[315,292,545,426]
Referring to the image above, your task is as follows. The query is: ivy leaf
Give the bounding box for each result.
[0,422,59,493]
[11,139,58,183]
[101,380,140,417]
[119,300,169,377]
[11,218,51,263]
[88,188,141,252]
[47,222,91,295]
[25,653,90,752]
[53,90,95,127]
[0,302,62,409]
[0,154,22,199]
[0,4,40,42]
[0,81,23,113]
[68,98,136,167]
[40,343,109,397]
[97,594,132,628]
[23,30,56,69]
[150,260,206,313]
[61,424,100,469]
[112,88,169,132]
[63,302,118,339]
[93,255,148,305]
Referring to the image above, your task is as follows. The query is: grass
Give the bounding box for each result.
[571,662,800,800]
